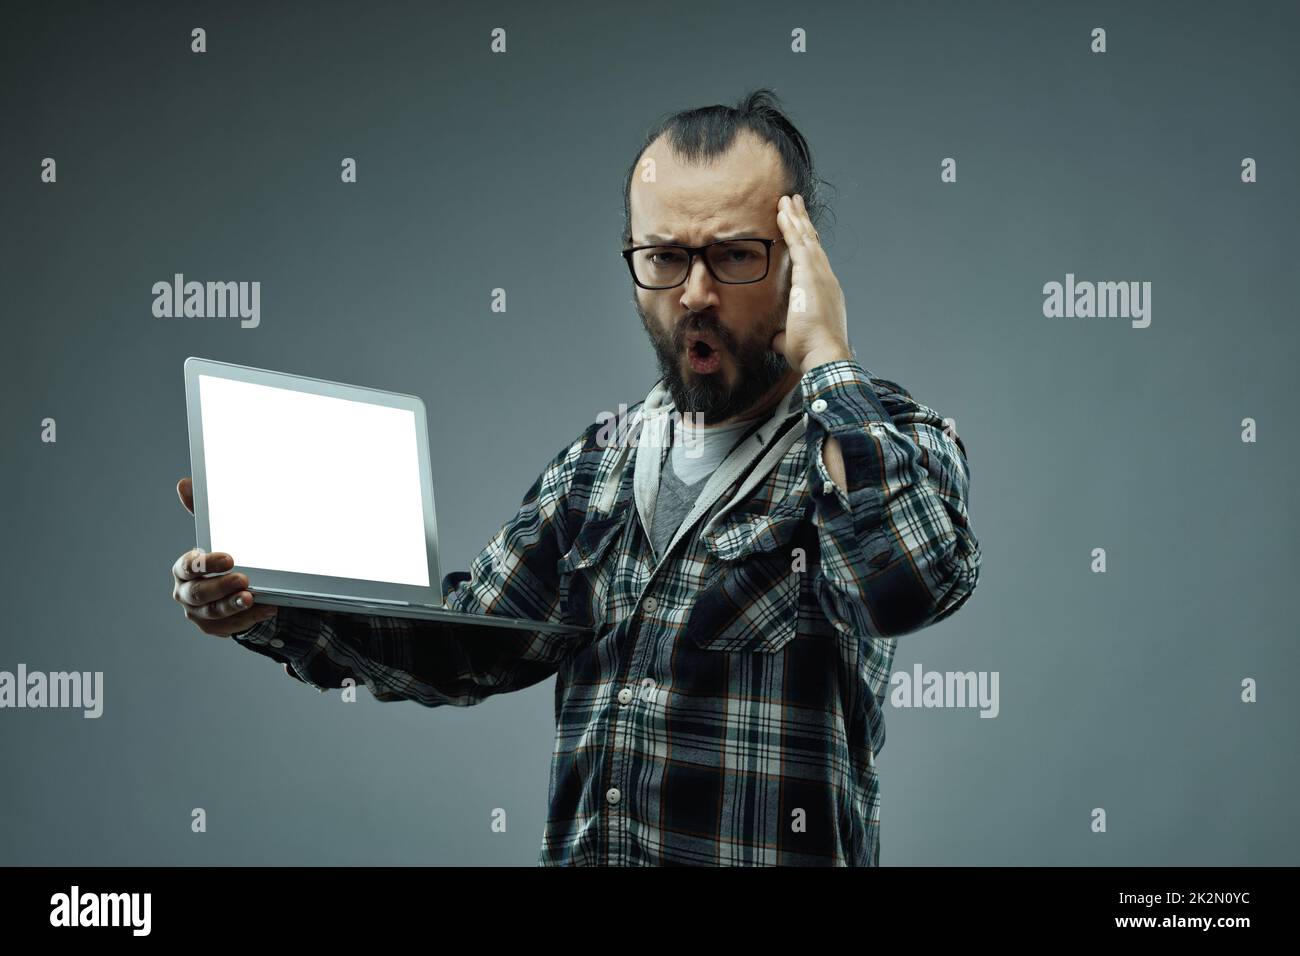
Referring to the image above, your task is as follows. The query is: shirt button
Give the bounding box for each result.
[269,638,285,649]
[605,787,621,805]
[822,480,836,496]
[617,687,634,705]
[643,596,658,613]
[810,398,828,413]
[640,677,657,702]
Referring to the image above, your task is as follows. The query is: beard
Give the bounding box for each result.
[635,284,791,425]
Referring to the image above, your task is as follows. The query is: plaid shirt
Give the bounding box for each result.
[233,359,981,865]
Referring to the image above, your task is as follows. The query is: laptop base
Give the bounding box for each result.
[249,587,590,637]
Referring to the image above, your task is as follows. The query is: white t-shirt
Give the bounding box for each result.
[670,414,759,485]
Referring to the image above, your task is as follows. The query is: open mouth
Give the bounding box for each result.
[685,333,723,374]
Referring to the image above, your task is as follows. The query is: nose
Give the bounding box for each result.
[679,253,720,312]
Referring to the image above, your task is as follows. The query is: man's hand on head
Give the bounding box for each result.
[768,193,853,375]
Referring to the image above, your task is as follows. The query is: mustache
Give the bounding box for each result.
[673,313,737,353]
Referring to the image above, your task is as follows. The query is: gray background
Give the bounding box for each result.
[2,0,1296,865]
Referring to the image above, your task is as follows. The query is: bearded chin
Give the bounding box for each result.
[642,317,790,425]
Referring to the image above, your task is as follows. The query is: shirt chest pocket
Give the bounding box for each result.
[555,511,627,632]
[686,500,810,654]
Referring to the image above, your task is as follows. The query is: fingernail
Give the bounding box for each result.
[234,596,245,608]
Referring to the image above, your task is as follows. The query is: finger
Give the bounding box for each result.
[777,197,813,254]
[786,194,822,251]
[185,581,260,620]
[794,194,820,242]
[770,329,787,358]
[173,549,233,583]
[177,477,194,515]
[177,570,248,609]
[778,198,829,279]
[191,603,279,638]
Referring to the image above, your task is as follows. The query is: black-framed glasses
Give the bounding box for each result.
[620,236,784,290]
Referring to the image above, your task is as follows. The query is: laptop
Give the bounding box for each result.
[183,357,589,637]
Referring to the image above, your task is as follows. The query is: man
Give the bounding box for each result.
[170,88,981,866]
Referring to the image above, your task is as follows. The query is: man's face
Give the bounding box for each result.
[628,132,795,425]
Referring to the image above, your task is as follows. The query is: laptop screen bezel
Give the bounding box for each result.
[183,356,443,607]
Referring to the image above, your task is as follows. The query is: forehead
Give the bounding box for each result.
[629,131,785,243]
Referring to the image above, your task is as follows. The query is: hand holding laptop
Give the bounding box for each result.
[172,476,279,638]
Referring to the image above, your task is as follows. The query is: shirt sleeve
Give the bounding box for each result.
[230,430,594,706]
[799,359,982,637]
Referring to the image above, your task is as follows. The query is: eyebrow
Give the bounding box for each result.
[640,231,756,244]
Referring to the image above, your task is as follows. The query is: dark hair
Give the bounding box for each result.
[620,88,834,247]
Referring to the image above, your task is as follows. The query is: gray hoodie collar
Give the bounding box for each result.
[632,376,807,556]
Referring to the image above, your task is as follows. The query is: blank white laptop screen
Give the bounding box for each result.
[198,374,430,587]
